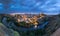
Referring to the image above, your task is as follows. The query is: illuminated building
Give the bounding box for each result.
[39,13,46,18]
[22,15,27,21]
[17,18,20,22]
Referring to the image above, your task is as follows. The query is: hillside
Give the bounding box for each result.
[0,14,60,36]
[0,23,20,36]
[44,15,60,36]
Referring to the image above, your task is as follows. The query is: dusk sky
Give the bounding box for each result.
[0,0,60,14]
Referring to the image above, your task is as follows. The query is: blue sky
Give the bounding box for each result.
[0,0,60,14]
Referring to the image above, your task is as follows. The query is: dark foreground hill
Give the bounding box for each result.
[43,15,60,36]
[0,23,20,36]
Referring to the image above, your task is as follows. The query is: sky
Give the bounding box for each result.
[0,0,60,14]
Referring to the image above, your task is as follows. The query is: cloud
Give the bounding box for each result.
[38,0,60,13]
[0,0,60,14]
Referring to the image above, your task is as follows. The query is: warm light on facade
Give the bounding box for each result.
[17,19,20,22]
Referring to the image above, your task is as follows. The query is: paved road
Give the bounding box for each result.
[51,28,60,36]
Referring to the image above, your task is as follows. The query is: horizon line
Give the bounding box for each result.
[7,12,59,15]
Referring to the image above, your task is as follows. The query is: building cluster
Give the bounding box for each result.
[0,13,48,28]
[9,13,47,25]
